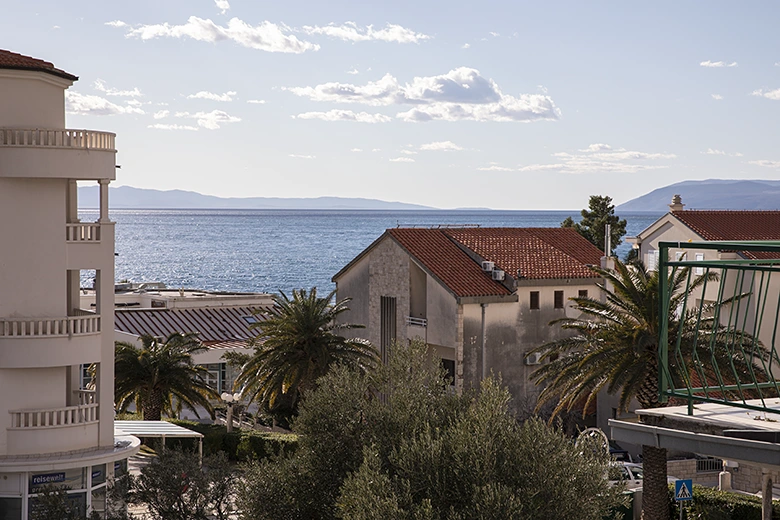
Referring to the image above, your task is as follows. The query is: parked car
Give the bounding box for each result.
[610,463,678,490]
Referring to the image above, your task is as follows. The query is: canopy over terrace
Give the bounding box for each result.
[114,420,203,462]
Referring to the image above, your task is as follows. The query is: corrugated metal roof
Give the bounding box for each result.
[114,305,269,343]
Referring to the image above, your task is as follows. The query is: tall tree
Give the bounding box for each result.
[115,332,219,421]
[562,195,627,255]
[529,259,770,520]
[234,288,378,421]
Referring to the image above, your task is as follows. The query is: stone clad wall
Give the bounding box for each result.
[666,459,720,488]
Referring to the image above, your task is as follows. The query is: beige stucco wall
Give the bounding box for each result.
[0,70,70,128]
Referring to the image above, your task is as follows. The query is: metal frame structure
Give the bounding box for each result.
[658,240,780,415]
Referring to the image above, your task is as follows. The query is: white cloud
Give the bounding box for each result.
[65,91,144,116]
[514,145,675,174]
[703,148,726,156]
[489,31,500,37]
[347,68,359,75]
[289,154,315,159]
[390,157,415,162]
[121,16,319,54]
[711,94,724,100]
[372,148,381,152]
[420,141,463,151]
[187,90,237,102]
[293,109,392,123]
[93,79,142,97]
[153,110,170,119]
[175,109,241,129]
[148,123,199,131]
[215,0,230,14]
[301,22,430,44]
[748,160,780,169]
[776,62,780,67]
[52,25,61,30]
[105,20,127,28]
[462,43,470,49]
[287,67,560,123]
[751,88,780,100]
[400,150,418,155]
[247,99,266,104]
[350,148,362,152]
[477,165,514,172]
[700,60,738,68]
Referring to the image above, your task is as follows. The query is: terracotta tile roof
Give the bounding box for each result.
[673,210,780,259]
[386,227,603,298]
[0,49,78,81]
[388,228,511,298]
[446,228,604,281]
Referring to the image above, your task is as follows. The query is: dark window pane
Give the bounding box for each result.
[554,291,564,309]
[530,291,540,310]
[578,290,588,298]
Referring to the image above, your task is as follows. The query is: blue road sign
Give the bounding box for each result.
[675,479,693,501]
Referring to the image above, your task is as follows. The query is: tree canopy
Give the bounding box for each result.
[562,195,627,256]
[115,332,218,421]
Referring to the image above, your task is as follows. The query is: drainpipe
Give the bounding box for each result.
[481,303,488,380]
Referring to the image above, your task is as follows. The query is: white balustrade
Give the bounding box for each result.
[75,389,96,405]
[66,223,101,242]
[0,128,115,151]
[9,403,99,429]
[0,314,101,337]
[406,316,428,327]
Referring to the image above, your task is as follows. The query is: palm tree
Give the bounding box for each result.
[115,332,219,421]
[529,259,771,520]
[234,288,378,420]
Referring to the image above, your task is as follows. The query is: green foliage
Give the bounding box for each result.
[669,484,780,520]
[165,419,298,461]
[234,287,378,424]
[235,341,623,520]
[562,195,627,255]
[114,332,219,421]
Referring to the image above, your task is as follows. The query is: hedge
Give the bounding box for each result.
[669,484,780,519]
[158,419,299,462]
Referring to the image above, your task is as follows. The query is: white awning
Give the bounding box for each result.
[114,420,204,438]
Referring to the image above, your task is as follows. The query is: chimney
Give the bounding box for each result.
[669,194,685,213]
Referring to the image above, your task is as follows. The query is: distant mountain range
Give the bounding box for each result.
[78,186,435,210]
[617,179,780,212]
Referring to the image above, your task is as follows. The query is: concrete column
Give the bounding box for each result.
[98,179,110,223]
[66,179,79,223]
[762,470,773,520]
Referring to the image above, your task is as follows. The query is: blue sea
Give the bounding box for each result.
[78,209,663,295]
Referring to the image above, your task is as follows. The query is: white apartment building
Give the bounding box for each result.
[0,49,139,518]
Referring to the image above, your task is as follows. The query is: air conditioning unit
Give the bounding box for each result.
[525,352,541,365]
[481,261,495,271]
[492,269,505,281]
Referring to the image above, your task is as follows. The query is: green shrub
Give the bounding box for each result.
[668,484,780,519]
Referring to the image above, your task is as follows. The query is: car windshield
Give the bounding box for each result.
[631,466,644,480]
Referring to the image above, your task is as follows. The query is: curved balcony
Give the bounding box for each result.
[0,314,102,368]
[7,404,99,455]
[0,128,116,181]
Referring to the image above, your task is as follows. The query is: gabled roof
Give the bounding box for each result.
[114,305,268,345]
[388,228,511,298]
[672,211,780,260]
[0,49,78,81]
[446,228,603,281]
[340,227,603,299]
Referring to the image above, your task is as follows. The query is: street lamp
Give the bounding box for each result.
[221,392,241,433]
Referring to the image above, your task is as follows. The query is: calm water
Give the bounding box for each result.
[78,209,662,294]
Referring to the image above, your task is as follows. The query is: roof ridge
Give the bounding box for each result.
[0,48,78,81]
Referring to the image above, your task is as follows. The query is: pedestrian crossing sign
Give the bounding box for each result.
[675,479,693,501]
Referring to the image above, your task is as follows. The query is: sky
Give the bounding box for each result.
[3,1,780,209]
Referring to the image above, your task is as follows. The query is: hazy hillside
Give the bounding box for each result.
[78,186,435,210]
[617,179,780,212]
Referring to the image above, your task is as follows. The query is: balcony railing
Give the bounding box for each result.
[0,128,115,151]
[406,316,428,327]
[9,403,99,429]
[66,223,101,242]
[0,314,101,337]
[74,389,96,405]
[696,457,723,473]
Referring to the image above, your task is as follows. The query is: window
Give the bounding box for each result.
[205,363,227,393]
[529,291,540,310]
[441,359,456,386]
[242,315,259,324]
[578,289,588,299]
[647,250,660,271]
[554,291,564,309]
[695,253,705,275]
[380,296,397,365]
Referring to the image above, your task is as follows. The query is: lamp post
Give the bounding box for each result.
[220,392,241,433]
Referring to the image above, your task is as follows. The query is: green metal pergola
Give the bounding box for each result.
[658,240,780,416]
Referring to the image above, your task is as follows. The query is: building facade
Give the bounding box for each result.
[0,50,139,518]
[333,227,605,415]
